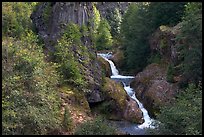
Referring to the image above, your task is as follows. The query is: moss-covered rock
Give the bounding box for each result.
[97,56,112,77]
[100,77,144,124]
[110,49,125,69]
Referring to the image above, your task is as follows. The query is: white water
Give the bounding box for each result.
[98,53,155,129]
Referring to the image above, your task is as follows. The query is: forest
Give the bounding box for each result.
[2,2,202,135]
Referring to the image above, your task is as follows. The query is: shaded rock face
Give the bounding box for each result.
[31,2,105,103]
[96,2,130,17]
[31,2,94,52]
[123,98,144,124]
[130,63,178,117]
[149,23,182,64]
[102,77,144,124]
[110,49,125,70]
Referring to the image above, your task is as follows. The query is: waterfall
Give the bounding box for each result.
[98,53,155,130]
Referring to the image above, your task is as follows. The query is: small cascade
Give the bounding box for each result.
[98,53,155,134]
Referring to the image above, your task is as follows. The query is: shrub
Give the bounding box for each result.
[62,106,73,131]
[166,63,175,83]
[74,116,117,135]
[54,23,86,88]
[147,83,202,135]
[2,34,61,135]
[96,18,113,51]
[147,52,162,64]
[2,2,37,38]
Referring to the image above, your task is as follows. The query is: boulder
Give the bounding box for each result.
[130,63,178,117]
[97,56,112,77]
[149,23,182,64]
[101,77,144,124]
[110,49,125,69]
[123,98,144,124]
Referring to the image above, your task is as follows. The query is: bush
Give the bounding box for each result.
[166,63,175,83]
[54,23,86,88]
[96,18,113,50]
[147,52,161,64]
[2,2,37,38]
[2,34,61,135]
[147,83,202,135]
[62,106,73,131]
[74,116,117,135]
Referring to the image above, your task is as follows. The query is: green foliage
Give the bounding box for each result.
[2,35,61,135]
[74,116,117,135]
[120,2,187,72]
[55,23,86,88]
[148,83,202,135]
[105,8,122,39]
[2,2,37,38]
[92,4,101,34]
[147,2,187,28]
[160,38,168,49]
[166,63,175,83]
[96,18,113,50]
[147,52,161,64]
[62,106,73,131]
[121,3,151,72]
[176,2,202,85]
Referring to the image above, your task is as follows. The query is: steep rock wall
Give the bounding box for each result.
[31,2,104,103]
[31,2,94,52]
[96,2,130,17]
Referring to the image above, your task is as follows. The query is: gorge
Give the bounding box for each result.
[2,2,202,135]
[98,53,155,135]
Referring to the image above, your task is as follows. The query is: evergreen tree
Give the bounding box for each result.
[121,3,151,73]
[96,18,113,50]
[176,2,202,85]
[106,8,122,39]
[148,84,202,135]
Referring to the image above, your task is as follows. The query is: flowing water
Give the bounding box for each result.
[98,53,155,135]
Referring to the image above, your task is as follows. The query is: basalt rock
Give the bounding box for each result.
[149,23,183,64]
[31,2,105,103]
[96,2,131,18]
[31,2,94,52]
[110,49,125,70]
[130,63,178,117]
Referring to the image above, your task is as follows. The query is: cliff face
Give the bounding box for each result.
[31,2,104,103]
[31,2,94,52]
[130,23,183,117]
[96,2,130,17]
[149,23,183,64]
[130,63,178,117]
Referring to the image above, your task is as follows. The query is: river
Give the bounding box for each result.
[98,53,156,135]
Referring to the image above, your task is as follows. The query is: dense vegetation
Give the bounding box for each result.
[74,116,118,135]
[2,3,61,134]
[92,3,114,51]
[119,2,202,135]
[2,2,202,135]
[2,2,121,135]
[120,2,187,73]
[148,83,202,135]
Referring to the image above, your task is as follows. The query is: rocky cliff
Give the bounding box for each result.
[130,23,183,117]
[130,63,178,117]
[96,2,130,18]
[31,2,94,52]
[31,2,104,103]
[149,23,183,64]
